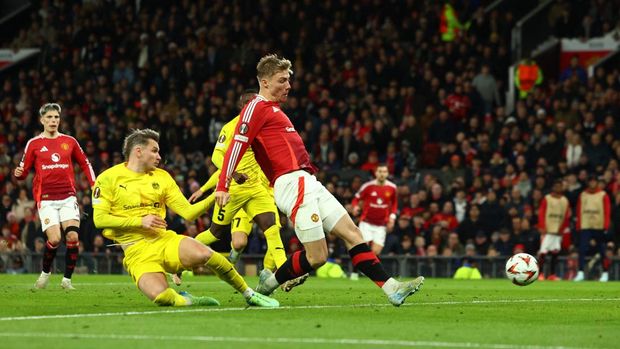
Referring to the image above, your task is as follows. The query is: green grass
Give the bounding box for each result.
[0,274,618,349]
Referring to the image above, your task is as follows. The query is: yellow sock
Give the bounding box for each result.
[263,251,276,271]
[264,224,287,269]
[206,251,248,293]
[195,229,219,245]
[153,288,188,306]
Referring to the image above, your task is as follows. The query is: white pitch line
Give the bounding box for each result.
[0,332,595,349]
[0,298,618,322]
[8,281,223,286]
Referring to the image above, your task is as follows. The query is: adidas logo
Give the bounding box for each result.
[272,106,280,113]
[40,146,48,152]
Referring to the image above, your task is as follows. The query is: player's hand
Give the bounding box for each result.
[14,166,24,177]
[215,190,230,207]
[387,219,395,232]
[142,214,167,230]
[232,172,249,184]
[188,189,204,203]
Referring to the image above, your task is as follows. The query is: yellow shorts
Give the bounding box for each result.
[122,230,186,285]
[213,184,278,227]
[231,209,253,235]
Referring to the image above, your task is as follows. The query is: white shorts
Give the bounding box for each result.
[274,170,347,243]
[359,221,387,246]
[539,234,562,254]
[38,196,80,232]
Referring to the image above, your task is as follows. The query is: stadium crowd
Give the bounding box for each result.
[1,0,619,277]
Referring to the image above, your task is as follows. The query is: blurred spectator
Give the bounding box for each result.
[472,65,500,113]
[560,56,587,84]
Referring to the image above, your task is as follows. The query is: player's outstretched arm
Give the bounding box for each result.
[191,169,222,203]
[167,185,215,221]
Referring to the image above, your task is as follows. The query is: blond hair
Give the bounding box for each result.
[256,54,293,79]
[122,128,159,160]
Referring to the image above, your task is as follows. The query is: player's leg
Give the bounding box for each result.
[537,234,548,280]
[139,272,184,304]
[196,196,243,245]
[547,235,561,281]
[351,221,375,279]
[255,194,327,295]
[138,272,217,306]
[595,230,609,282]
[57,196,82,289]
[253,211,287,269]
[548,251,560,280]
[314,178,424,306]
[537,253,547,280]
[195,221,227,245]
[177,235,278,307]
[245,187,288,270]
[328,213,424,306]
[257,238,326,296]
[60,220,80,290]
[124,238,217,307]
[34,201,61,289]
[369,224,387,256]
[229,210,252,264]
[575,229,591,281]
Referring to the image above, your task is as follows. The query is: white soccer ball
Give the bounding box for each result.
[505,253,539,286]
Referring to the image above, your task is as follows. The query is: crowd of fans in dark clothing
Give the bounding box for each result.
[1,0,620,276]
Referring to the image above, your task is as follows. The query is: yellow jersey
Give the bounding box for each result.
[92,163,212,244]
[201,115,269,192]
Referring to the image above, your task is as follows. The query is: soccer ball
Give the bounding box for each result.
[505,253,539,286]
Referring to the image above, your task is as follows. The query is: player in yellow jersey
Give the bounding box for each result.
[92,128,279,307]
[189,91,308,291]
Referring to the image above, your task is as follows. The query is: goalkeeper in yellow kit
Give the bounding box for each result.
[188,91,308,291]
[92,128,278,307]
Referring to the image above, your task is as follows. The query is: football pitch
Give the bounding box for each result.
[0,275,618,349]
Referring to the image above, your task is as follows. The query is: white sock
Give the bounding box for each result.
[41,271,51,276]
[381,278,399,295]
[242,287,254,299]
[266,274,279,289]
[62,277,71,282]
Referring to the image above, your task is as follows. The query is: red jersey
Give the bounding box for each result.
[444,93,471,120]
[16,133,96,203]
[351,179,398,226]
[217,95,316,191]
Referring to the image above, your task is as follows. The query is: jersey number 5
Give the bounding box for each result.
[217,207,226,221]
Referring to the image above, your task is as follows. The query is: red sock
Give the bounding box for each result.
[42,241,58,273]
[349,243,389,287]
[64,240,79,278]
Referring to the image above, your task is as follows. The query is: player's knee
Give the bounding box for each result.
[195,248,213,265]
[306,252,327,269]
[64,226,80,242]
[231,239,246,251]
[47,236,62,246]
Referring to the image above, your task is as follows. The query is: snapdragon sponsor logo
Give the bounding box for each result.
[41,163,69,170]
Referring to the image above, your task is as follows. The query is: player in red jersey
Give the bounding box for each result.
[215,54,423,306]
[352,164,398,256]
[14,103,96,290]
